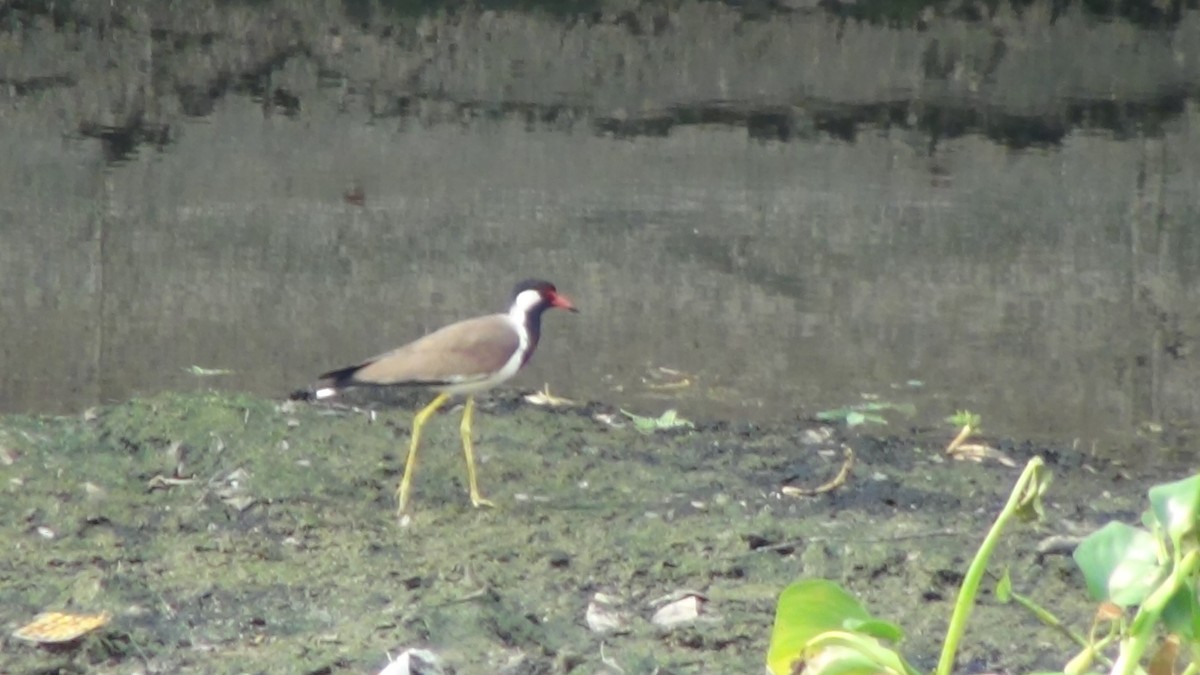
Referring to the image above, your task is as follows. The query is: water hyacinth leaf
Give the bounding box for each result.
[767,579,904,675]
[843,618,905,642]
[1159,581,1200,639]
[1142,508,1158,529]
[1073,522,1165,606]
[1149,475,1200,552]
[802,641,906,675]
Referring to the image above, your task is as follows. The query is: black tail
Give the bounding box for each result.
[318,363,365,387]
[290,363,364,401]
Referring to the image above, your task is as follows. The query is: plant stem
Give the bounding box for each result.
[1007,586,1111,666]
[1112,549,1200,675]
[935,457,1045,675]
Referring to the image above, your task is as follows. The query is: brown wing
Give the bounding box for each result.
[339,314,520,387]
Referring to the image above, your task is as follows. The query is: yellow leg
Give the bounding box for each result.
[396,392,451,515]
[460,396,495,508]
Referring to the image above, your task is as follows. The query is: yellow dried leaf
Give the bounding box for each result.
[12,611,111,644]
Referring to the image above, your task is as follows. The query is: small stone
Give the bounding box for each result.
[585,593,627,633]
[801,427,834,444]
[649,591,707,629]
[223,496,256,512]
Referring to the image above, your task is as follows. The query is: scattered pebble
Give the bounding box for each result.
[223,496,255,512]
[801,427,834,444]
[649,591,707,628]
[585,592,627,633]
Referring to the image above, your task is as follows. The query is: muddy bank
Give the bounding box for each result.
[4,1,1200,454]
[0,390,1176,673]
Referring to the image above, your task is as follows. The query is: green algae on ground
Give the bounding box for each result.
[0,391,1177,673]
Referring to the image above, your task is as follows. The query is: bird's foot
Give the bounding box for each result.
[470,493,496,509]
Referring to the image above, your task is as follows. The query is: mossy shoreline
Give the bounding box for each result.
[0,391,1177,673]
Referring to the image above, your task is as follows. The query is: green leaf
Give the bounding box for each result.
[1073,522,1166,606]
[995,569,1013,603]
[767,580,904,675]
[816,407,854,422]
[802,642,903,675]
[844,618,905,642]
[815,402,912,427]
[1160,580,1200,639]
[1149,474,1200,553]
[620,409,694,433]
[945,410,981,429]
[1014,462,1051,523]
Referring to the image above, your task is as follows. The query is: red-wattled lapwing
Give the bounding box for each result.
[296,279,577,515]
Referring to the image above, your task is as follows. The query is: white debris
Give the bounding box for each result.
[586,592,628,633]
[649,590,708,628]
[378,648,444,675]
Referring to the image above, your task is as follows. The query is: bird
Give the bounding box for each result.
[295,279,578,515]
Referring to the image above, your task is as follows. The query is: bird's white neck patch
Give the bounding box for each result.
[509,289,545,320]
